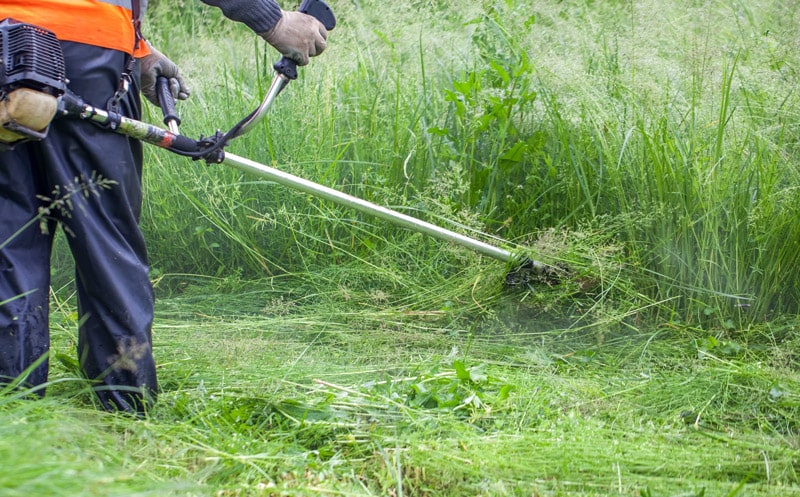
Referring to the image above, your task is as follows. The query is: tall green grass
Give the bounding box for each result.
[136,0,800,326]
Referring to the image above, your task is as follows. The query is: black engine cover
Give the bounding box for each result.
[0,18,66,97]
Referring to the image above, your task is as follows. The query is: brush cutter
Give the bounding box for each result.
[0,2,557,285]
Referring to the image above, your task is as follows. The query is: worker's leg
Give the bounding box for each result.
[0,144,56,392]
[44,42,157,413]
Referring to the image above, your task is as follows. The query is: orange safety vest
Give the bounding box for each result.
[1,0,150,57]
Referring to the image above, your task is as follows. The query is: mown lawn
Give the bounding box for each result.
[3,276,798,496]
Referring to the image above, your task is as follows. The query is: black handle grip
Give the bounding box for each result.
[273,0,336,80]
[156,76,181,128]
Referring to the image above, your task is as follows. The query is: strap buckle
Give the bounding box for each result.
[105,56,137,113]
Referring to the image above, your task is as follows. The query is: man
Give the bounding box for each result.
[0,0,327,414]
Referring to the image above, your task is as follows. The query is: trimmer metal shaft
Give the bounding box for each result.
[221,152,542,268]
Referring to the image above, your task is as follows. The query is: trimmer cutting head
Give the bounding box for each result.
[504,258,564,287]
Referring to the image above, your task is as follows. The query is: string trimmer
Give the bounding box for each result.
[0,2,557,285]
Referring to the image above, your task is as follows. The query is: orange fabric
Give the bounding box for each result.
[1,0,150,57]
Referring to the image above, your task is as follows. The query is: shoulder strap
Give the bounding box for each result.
[131,0,143,51]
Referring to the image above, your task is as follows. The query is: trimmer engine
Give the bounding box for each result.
[0,18,66,149]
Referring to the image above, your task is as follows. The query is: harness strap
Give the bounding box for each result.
[107,0,144,112]
[132,0,143,53]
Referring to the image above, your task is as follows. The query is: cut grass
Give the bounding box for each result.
[6,278,797,496]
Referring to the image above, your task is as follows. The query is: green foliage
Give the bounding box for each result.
[370,359,514,417]
[428,5,539,220]
[126,0,800,326]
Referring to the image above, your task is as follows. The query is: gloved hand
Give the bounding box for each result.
[138,45,190,107]
[259,10,328,66]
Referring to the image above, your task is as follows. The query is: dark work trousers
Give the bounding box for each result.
[0,41,157,414]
